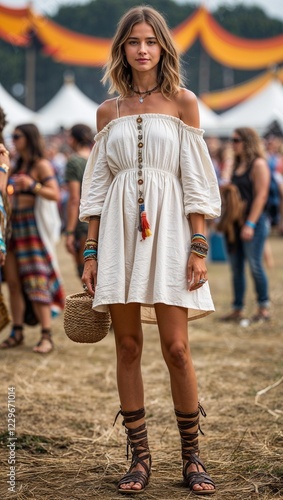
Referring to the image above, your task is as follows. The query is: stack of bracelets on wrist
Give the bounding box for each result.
[190,233,209,259]
[83,238,98,262]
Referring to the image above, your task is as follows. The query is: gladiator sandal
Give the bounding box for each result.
[0,325,24,349]
[115,407,151,495]
[33,328,54,354]
[175,403,216,495]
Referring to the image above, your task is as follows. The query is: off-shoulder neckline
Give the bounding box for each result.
[95,113,204,141]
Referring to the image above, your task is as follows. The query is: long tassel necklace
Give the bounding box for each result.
[130,84,159,103]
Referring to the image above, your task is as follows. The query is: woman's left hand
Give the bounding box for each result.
[187,253,208,291]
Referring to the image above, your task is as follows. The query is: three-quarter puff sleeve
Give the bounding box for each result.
[179,124,221,219]
[79,130,114,222]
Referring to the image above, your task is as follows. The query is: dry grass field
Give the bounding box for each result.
[0,233,282,500]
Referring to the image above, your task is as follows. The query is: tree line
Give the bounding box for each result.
[0,0,282,110]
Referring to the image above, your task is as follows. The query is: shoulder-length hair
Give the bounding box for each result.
[233,127,266,170]
[14,123,45,174]
[102,6,184,97]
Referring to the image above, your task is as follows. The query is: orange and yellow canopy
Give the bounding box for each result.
[0,4,283,69]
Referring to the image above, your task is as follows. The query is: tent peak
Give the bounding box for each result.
[64,72,75,85]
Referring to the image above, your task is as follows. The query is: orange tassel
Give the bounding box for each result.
[141,211,152,240]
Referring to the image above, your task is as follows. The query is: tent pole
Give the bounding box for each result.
[198,46,210,95]
[25,35,36,110]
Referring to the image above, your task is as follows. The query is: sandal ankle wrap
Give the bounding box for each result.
[115,407,151,494]
[175,404,215,496]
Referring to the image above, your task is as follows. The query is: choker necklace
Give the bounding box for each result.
[131,84,159,103]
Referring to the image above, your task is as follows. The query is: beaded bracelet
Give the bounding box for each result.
[85,238,98,245]
[191,248,208,259]
[190,239,209,259]
[83,248,97,258]
[245,220,256,229]
[191,233,207,242]
[84,255,97,262]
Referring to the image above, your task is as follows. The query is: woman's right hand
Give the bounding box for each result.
[82,259,97,297]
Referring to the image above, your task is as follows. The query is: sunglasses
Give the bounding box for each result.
[12,133,24,140]
[231,137,243,144]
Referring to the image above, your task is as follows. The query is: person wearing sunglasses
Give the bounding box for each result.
[221,127,271,322]
[0,123,65,353]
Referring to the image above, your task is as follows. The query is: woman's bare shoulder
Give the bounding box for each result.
[175,88,200,128]
[97,98,118,132]
[35,158,54,178]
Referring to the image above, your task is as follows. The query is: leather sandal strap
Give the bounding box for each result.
[183,453,207,476]
[113,407,145,426]
[185,471,215,489]
[118,470,149,489]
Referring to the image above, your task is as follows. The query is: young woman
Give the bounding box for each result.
[1,123,64,353]
[221,127,271,322]
[64,124,93,277]
[80,6,220,495]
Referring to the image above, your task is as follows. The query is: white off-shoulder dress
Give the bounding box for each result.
[80,113,221,323]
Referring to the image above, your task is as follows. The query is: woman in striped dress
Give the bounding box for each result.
[0,123,64,353]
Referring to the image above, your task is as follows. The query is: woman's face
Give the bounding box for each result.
[123,22,162,75]
[12,129,27,153]
[231,133,244,155]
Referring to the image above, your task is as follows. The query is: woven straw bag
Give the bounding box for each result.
[64,292,111,343]
[0,292,11,332]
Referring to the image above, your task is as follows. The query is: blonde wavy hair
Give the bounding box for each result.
[233,127,266,170]
[102,5,184,97]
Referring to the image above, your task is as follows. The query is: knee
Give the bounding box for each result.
[163,341,189,371]
[117,336,142,366]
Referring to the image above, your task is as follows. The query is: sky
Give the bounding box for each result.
[3,0,283,21]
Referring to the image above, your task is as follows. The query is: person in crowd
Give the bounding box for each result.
[79,6,220,495]
[0,107,10,274]
[220,127,270,322]
[264,134,281,228]
[0,123,64,353]
[45,137,69,232]
[64,124,93,277]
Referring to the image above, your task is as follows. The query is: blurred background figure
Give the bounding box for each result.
[45,136,69,232]
[264,134,283,235]
[64,123,93,278]
[1,123,64,353]
[219,127,271,323]
[0,107,10,276]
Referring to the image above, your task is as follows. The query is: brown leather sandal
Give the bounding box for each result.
[115,407,151,495]
[0,325,24,349]
[33,328,54,354]
[175,404,216,495]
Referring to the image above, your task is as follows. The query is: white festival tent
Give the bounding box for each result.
[36,79,219,135]
[1,76,220,137]
[0,83,37,136]
[36,76,99,134]
[216,79,283,136]
[197,98,220,134]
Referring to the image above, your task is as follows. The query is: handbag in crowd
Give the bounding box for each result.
[64,292,111,343]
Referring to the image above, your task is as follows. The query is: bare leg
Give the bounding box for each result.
[0,252,25,348]
[32,302,53,353]
[4,251,25,326]
[155,303,215,493]
[110,303,150,492]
